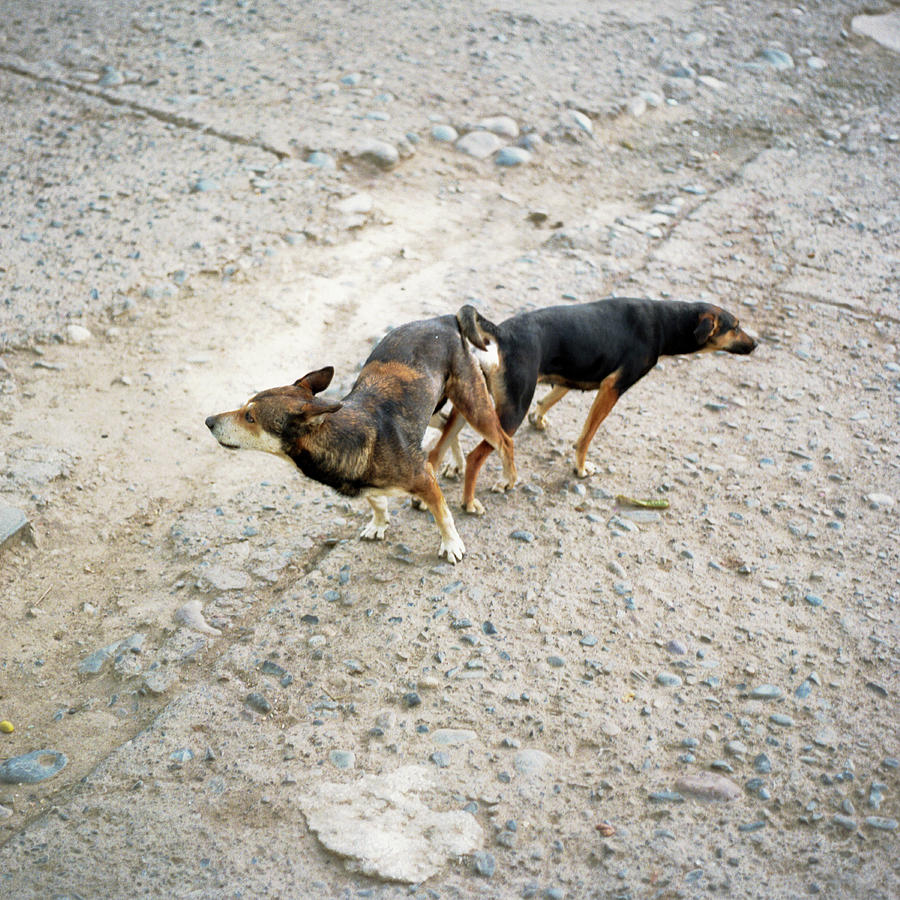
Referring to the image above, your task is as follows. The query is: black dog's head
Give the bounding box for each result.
[694,307,757,354]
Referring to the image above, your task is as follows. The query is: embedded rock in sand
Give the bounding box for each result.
[300,765,482,882]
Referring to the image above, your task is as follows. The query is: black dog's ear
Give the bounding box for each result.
[294,366,334,394]
[693,314,716,345]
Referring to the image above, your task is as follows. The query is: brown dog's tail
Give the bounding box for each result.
[456,304,500,351]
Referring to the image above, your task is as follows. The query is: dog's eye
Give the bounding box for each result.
[244,411,255,424]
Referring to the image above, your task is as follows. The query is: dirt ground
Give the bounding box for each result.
[0,1,898,898]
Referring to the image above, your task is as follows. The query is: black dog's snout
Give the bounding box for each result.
[205,416,216,430]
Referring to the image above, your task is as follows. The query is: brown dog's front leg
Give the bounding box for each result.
[412,468,466,563]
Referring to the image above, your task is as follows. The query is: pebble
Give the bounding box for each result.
[191,177,218,193]
[663,77,697,101]
[478,116,519,138]
[833,814,857,831]
[169,748,194,764]
[864,492,895,510]
[98,65,124,87]
[174,600,221,635]
[804,593,824,608]
[566,109,593,135]
[430,751,450,768]
[473,850,496,878]
[496,147,532,167]
[432,729,476,746]
[513,749,553,777]
[649,790,684,804]
[511,530,535,543]
[245,692,272,714]
[580,634,598,647]
[656,672,683,688]
[865,817,898,831]
[334,193,373,215]
[674,773,740,802]
[142,668,177,694]
[0,505,29,549]
[749,684,784,700]
[625,95,647,117]
[456,131,504,159]
[547,656,565,668]
[666,640,687,655]
[769,714,794,727]
[329,750,355,769]
[431,124,458,143]
[65,324,92,343]
[354,139,399,170]
[754,753,772,774]
[306,151,335,170]
[78,640,124,675]
[0,749,67,784]
[756,48,794,70]
[403,692,422,708]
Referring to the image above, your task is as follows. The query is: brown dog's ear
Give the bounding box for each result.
[693,313,716,345]
[297,399,342,426]
[294,366,335,394]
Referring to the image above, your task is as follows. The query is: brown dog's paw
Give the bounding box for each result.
[464,498,486,516]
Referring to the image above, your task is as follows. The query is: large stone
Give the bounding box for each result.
[455,131,504,159]
[300,766,482,883]
[0,504,29,549]
[852,12,900,54]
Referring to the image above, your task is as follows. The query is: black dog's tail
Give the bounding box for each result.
[457,304,500,351]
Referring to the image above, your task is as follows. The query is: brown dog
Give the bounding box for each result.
[205,315,516,563]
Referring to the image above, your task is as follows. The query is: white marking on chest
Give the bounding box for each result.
[470,340,500,374]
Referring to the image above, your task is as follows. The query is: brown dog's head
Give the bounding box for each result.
[694,306,757,354]
[205,367,342,455]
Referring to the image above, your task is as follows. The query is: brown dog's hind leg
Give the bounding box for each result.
[529,385,569,431]
[573,373,620,478]
[411,466,466,564]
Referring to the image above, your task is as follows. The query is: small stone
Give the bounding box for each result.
[306,151,335,170]
[0,750,67,784]
[547,656,565,668]
[864,492,895,510]
[580,634,598,647]
[174,600,221,635]
[431,124,458,143]
[473,850,496,878]
[78,641,122,675]
[675,773,740,802]
[456,131,504,159]
[355,139,399,170]
[430,751,450,768]
[833,814,857,831]
[432,729,476,747]
[328,750,355,769]
[663,76,697,101]
[142,667,177,694]
[496,146,532,167]
[98,65,124,86]
[191,177,218,193]
[566,109,593,135]
[403,692,422,708]
[864,816,898,831]
[656,672,683,688]
[805,594,824,608]
[649,790,684,804]
[245,692,272,714]
[513,749,553,777]
[334,193,373,215]
[666,640,687,655]
[754,753,772,774]
[756,48,794,70]
[478,115,519,138]
[769,714,794,727]
[625,95,647,117]
[169,748,194,764]
[511,530,535,543]
[749,684,784,700]
[65,324,92,343]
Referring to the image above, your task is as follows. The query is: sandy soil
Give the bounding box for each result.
[0,2,898,898]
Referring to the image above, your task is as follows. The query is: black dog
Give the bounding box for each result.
[430,297,756,510]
